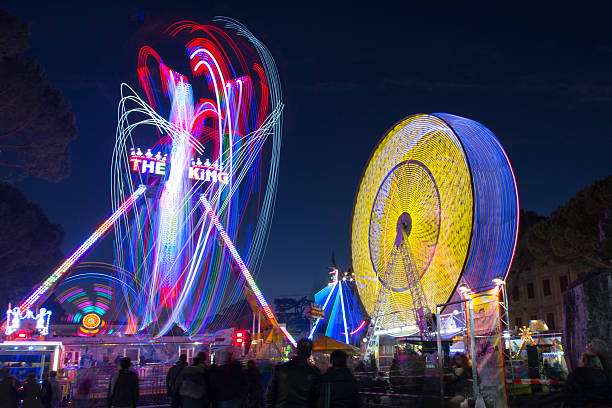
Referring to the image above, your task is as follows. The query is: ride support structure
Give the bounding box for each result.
[361,214,435,362]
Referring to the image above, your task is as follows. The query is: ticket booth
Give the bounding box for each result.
[0,341,63,381]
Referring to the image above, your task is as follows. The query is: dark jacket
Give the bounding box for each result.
[209,361,247,402]
[176,364,208,401]
[21,379,42,408]
[166,360,188,394]
[265,357,321,408]
[318,367,360,408]
[107,369,139,408]
[565,367,608,407]
[48,378,61,405]
[0,377,19,408]
[245,366,264,408]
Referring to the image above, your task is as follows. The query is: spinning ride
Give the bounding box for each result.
[351,113,518,356]
[55,271,138,336]
[12,19,293,345]
[111,18,283,337]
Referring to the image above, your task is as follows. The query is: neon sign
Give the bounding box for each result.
[5,307,52,336]
[129,148,229,184]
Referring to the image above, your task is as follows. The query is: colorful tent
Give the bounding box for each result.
[313,336,360,354]
[308,268,365,345]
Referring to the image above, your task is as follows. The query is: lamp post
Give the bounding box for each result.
[456,283,480,403]
[493,276,513,402]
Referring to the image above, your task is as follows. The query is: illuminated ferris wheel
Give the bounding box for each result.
[351,113,519,355]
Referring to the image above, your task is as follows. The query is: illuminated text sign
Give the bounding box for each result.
[129,148,229,184]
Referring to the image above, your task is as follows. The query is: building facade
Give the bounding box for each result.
[506,264,589,331]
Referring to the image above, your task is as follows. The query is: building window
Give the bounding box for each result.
[527,282,535,299]
[560,275,569,292]
[543,279,551,296]
[546,312,555,330]
[512,286,519,301]
[515,317,522,328]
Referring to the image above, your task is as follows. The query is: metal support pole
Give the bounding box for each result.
[257,310,261,357]
[500,282,514,402]
[468,298,480,402]
[39,353,46,379]
[436,305,444,408]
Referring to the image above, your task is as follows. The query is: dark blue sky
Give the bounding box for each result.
[7,2,612,298]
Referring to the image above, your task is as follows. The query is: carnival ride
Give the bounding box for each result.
[54,268,139,336]
[308,268,365,345]
[8,18,295,346]
[351,113,519,358]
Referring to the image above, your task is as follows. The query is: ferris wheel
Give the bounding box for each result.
[351,113,519,356]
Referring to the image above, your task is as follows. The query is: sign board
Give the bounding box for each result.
[129,148,229,185]
[306,303,325,319]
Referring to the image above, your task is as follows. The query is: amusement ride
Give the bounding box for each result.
[3,20,519,383]
[5,18,294,347]
[351,113,519,359]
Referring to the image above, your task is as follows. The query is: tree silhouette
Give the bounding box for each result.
[0,182,63,306]
[525,176,612,270]
[0,10,76,182]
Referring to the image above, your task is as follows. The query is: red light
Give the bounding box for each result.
[237,332,243,338]
[18,333,26,338]
[236,338,243,344]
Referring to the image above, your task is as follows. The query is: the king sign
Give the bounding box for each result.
[129,150,229,185]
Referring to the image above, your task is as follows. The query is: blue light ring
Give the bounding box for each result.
[434,113,519,289]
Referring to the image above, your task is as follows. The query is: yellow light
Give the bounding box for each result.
[82,313,102,330]
[351,114,473,329]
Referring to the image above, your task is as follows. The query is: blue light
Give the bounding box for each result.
[434,113,519,292]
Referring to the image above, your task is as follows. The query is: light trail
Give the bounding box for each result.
[18,185,147,313]
[200,195,296,347]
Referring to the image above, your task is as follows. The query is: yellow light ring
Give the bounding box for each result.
[369,160,441,291]
[82,313,102,330]
[351,114,473,328]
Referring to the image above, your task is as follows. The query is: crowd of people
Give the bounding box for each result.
[0,368,61,408]
[164,338,359,408]
[2,337,612,407]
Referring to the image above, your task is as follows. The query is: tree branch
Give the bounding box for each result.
[580,254,612,270]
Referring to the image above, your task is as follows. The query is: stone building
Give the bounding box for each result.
[506,263,589,331]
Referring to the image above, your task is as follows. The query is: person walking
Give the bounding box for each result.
[107,357,139,408]
[208,350,246,408]
[47,372,61,408]
[176,357,209,408]
[21,372,43,408]
[73,372,93,408]
[265,338,321,408]
[167,354,188,408]
[318,350,360,408]
[0,367,18,408]
[245,360,264,408]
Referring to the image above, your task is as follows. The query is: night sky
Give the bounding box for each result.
[6,2,612,298]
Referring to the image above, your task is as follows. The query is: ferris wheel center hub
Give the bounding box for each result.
[394,212,412,247]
